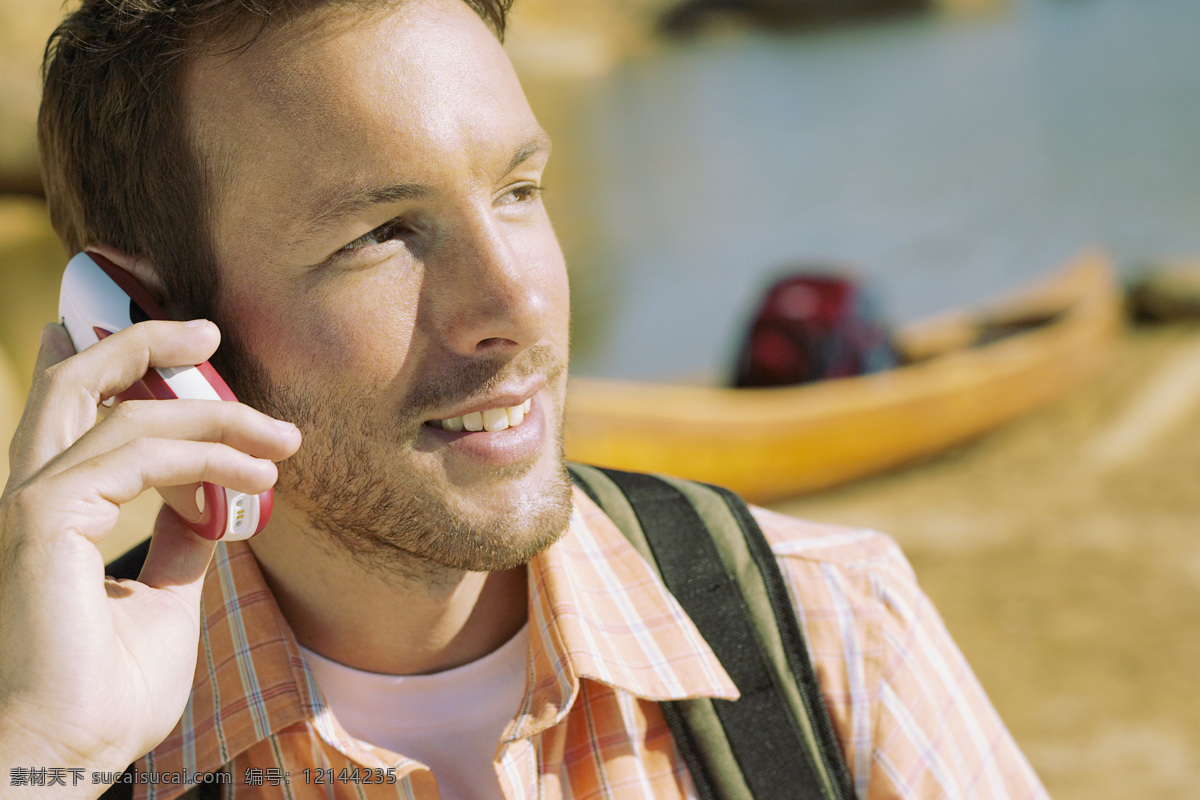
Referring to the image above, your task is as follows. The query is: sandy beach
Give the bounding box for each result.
[773,321,1200,798]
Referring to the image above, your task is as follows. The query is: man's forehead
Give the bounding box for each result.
[182,0,539,242]
[189,4,416,118]
[186,1,478,148]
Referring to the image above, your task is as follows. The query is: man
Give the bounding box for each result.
[0,0,1047,798]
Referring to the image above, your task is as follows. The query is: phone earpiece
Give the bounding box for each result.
[59,251,272,540]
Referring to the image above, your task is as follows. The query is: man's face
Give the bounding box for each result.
[184,0,573,572]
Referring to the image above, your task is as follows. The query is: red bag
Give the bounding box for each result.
[734,272,898,388]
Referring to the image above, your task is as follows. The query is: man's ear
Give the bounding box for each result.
[84,243,168,304]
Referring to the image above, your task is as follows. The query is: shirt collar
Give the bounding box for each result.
[140,486,737,782]
[510,488,739,740]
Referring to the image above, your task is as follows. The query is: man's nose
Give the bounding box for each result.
[429,209,552,357]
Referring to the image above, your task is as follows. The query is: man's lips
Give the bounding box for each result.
[422,377,545,432]
[419,395,547,467]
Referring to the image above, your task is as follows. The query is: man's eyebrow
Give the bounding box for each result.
[306,182,431,234]
[501,131,553,177]
[302,132,553,237]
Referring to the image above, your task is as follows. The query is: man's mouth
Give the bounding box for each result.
[427,398,533,433]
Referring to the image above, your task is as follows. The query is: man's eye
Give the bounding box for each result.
[497,183,544,205]
[337,219,410,255]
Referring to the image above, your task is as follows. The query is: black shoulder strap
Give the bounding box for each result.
[569,463,856,800]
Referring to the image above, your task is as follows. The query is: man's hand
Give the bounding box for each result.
[0,320,299,796]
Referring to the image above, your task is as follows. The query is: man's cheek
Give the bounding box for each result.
[248,304,410,378]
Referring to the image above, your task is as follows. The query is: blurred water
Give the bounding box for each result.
[546,0,1200,381]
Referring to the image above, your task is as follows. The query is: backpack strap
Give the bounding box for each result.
[568,463,856,800]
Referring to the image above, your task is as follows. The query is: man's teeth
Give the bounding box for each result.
[436,399,532,433]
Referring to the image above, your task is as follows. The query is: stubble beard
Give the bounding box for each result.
[215,333,575,579]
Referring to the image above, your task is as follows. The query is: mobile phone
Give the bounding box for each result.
[58,251,272,541]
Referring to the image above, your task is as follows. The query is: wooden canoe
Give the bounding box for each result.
[563,250,1123,503]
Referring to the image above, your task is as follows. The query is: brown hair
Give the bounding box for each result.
[38,0,512,327]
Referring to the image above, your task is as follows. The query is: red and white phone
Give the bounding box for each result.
[58,251,273,541]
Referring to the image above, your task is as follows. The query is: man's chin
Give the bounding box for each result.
[281,441,574,576]
[392,463,574,574]
[428,453,574,569]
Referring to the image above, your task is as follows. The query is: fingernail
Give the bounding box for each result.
[186,319,211,328]
[274,419,297,433]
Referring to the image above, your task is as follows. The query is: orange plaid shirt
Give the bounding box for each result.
[133,488,1047,800]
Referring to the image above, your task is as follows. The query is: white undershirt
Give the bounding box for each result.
[299,624,529,800]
